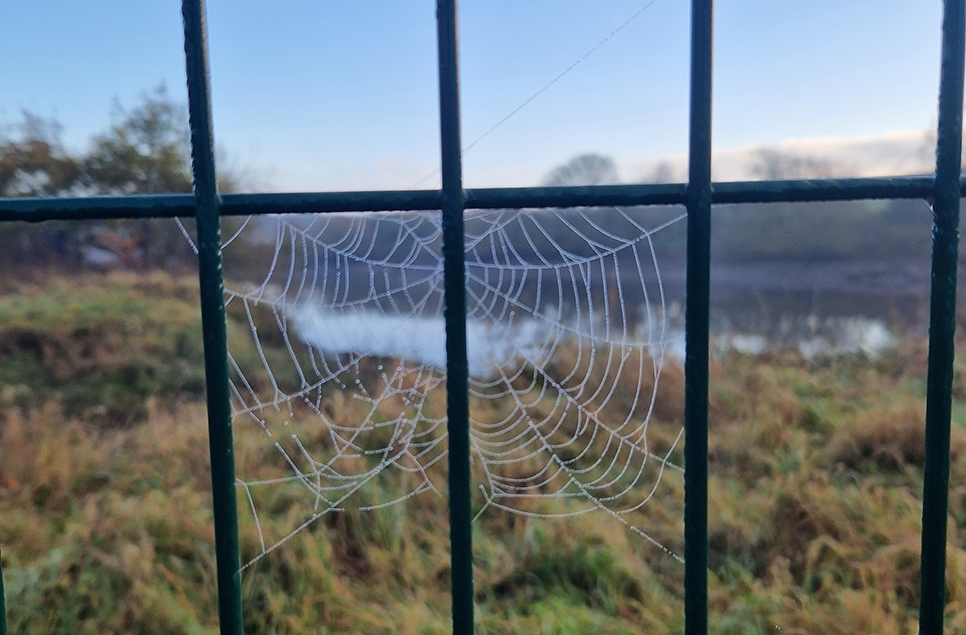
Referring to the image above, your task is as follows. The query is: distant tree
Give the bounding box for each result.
[79,86,194,269]
[84,85,193,195]
[917,126,966,174]
[751,149,843,180]
[0,113,81,197]
[714,150,879,264]
[84,84,244,195]
[640,160,677,183]
[0,85,251,271]
[83,85,252,269]
[0,114,84,267]
[542,153,619,187]
[529,154,621,258]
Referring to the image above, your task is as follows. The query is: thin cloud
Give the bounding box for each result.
[630,129,933,183]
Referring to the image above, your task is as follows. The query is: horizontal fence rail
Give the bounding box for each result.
[0,174,955,223]
[0,0,964,634]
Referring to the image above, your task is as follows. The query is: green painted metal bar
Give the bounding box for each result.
[0,191,441,222]
[469,177,937,209]
[711,176,935,204]
[221,190,442,215]
[0,175,945,223]
[0,545,7,635]
[436,1,474,633]
[684,0,713,633]
[919,1,965,633]
[182,1,245,634]
[0,194,196,222]
[465,183,686,208]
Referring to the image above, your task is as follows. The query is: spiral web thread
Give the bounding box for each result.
[221,206,687,570]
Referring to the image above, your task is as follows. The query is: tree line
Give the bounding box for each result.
[0,85,245,271]
[0,99,940,276]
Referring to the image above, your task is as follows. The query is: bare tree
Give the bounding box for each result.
[0,86,252,271]
[640,160,677,183]
[751,149,843,180]
[543,153,619,186]
[918,126,966,174]
[0,113,81,197]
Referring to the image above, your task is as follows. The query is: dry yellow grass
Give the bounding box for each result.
[1,274,966,633]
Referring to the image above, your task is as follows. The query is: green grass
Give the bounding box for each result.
[1,273,965,633]
[0,273,207,424]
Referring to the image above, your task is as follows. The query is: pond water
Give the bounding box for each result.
[293,305,556,378]
[292,258,921,377]
[268,225,953,374]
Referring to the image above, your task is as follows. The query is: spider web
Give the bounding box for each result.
[221,206,687,569]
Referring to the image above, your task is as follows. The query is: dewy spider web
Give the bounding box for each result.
[222,206,686,569]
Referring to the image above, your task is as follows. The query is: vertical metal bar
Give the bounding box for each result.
[435,1,474,633]
[0,545,8,635]
[919,1,965,633]
[684,0,713,634]
[182,2,245,634]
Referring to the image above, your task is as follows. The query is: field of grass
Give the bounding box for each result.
[2,273,966,634]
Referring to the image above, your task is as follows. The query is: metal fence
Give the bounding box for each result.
[0,1,963,633]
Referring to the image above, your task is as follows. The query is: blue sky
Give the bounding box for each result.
[0,1,944,191]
